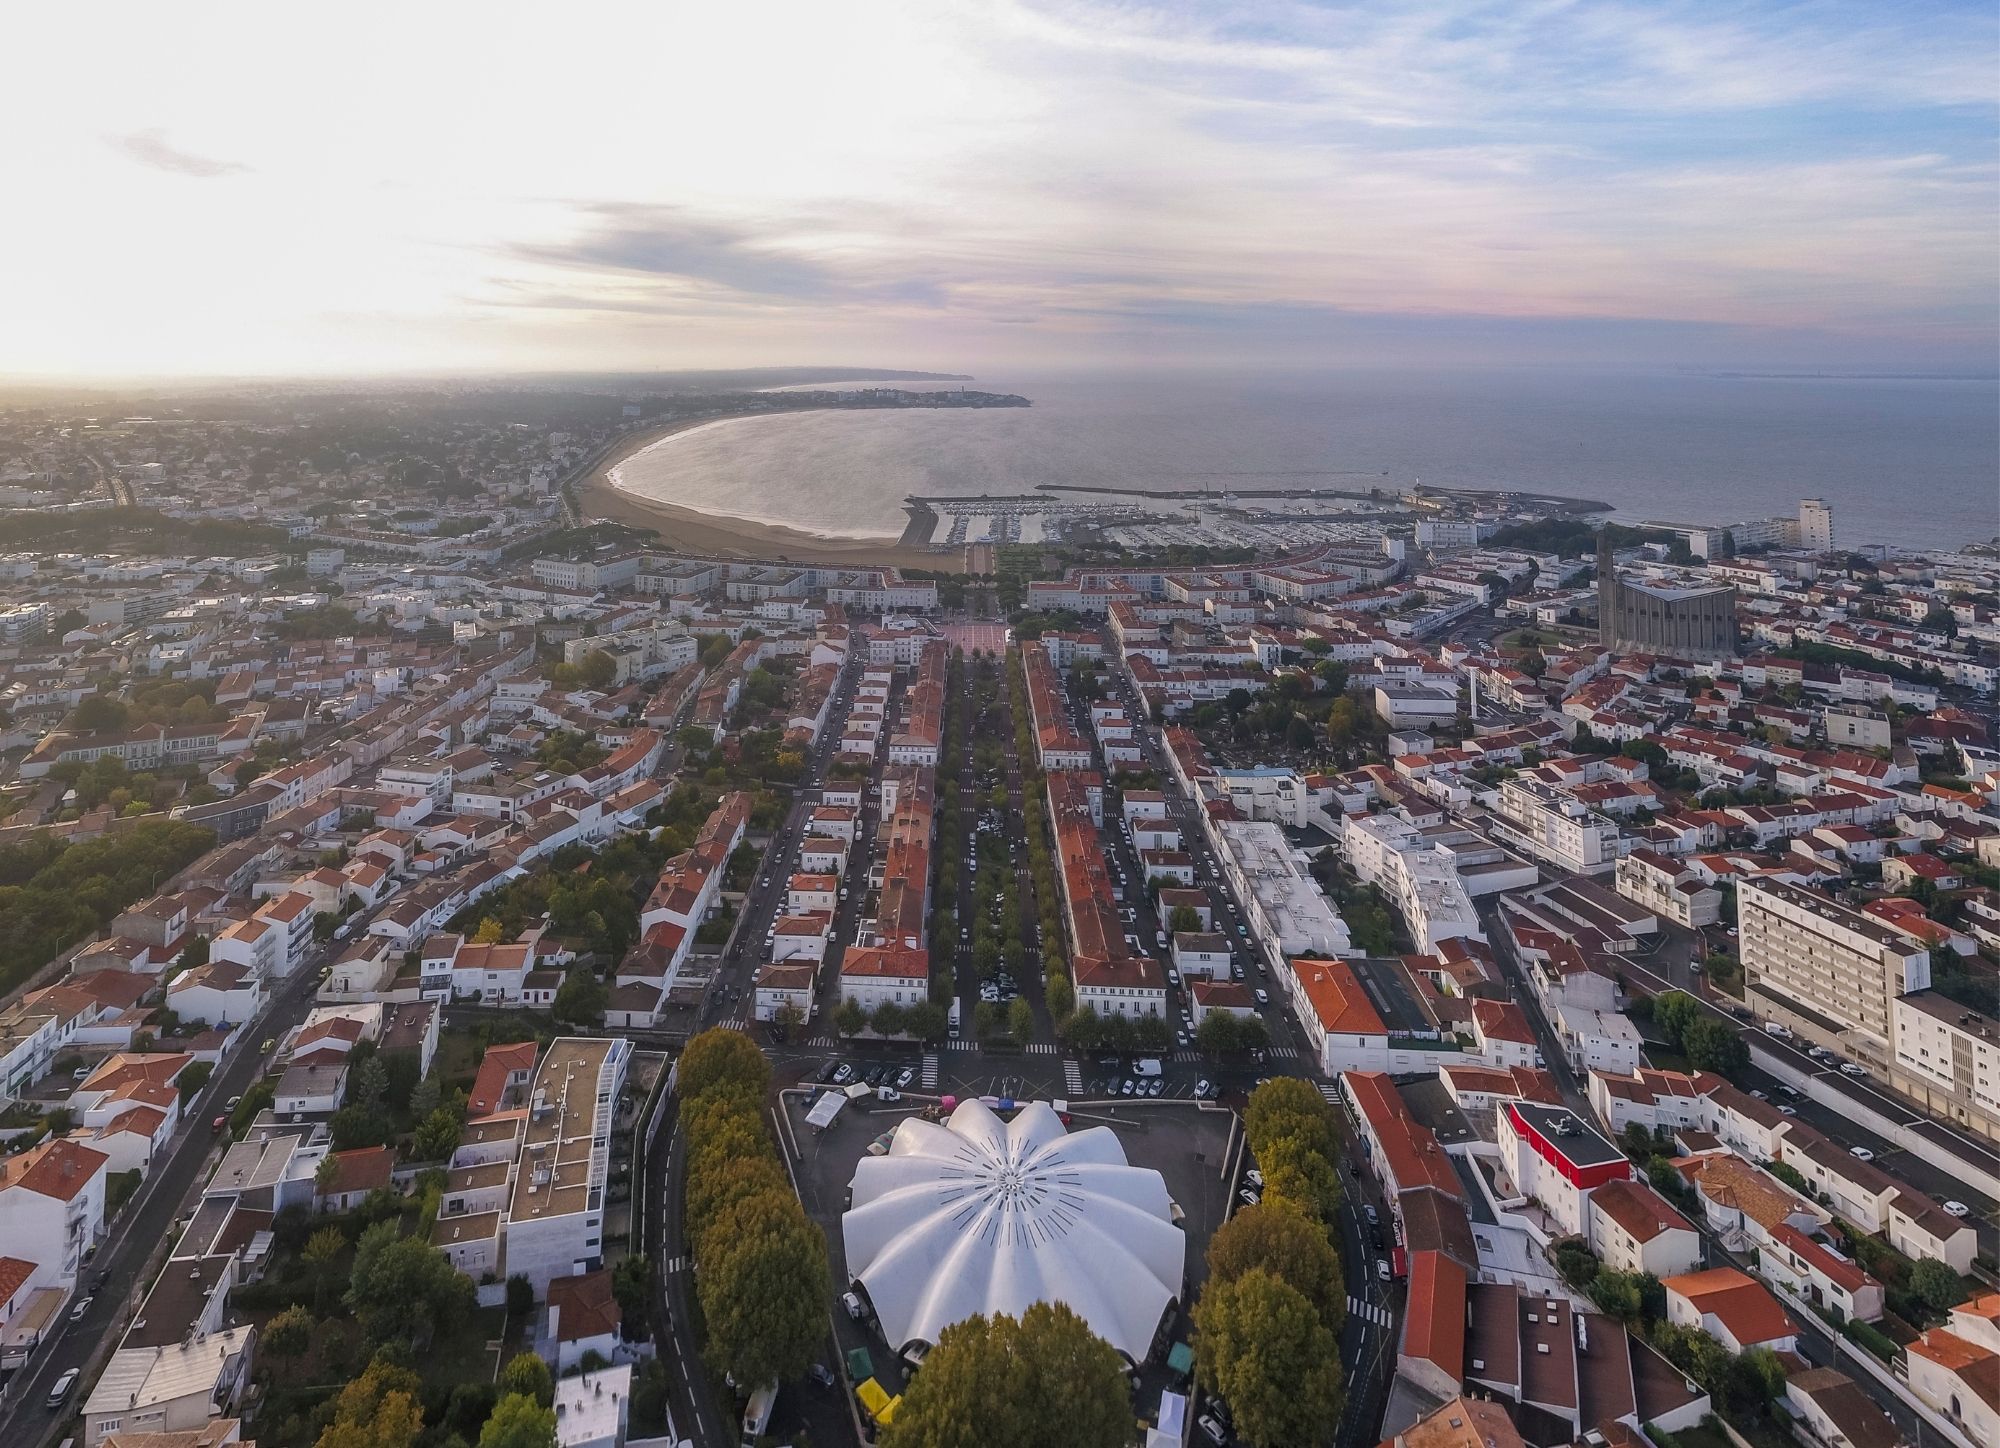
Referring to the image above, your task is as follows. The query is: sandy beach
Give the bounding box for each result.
[578,414,956,572]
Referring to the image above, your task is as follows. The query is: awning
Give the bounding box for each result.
[805,1092,846,1129]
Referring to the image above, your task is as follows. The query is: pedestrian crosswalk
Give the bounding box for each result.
[1062,1059,1084,1093]
[945,1040,980,1052]
[1318,1083,1342,1104]
[1024,1042,1058,1055]
[920,1054,940,1089]
[1347,1296,1393,1329]
[664,1254,689,1274]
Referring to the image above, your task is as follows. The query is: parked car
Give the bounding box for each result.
[1849,1146,1875,1162]
[69,1294,93,1323]
[894,1067,915,1089]
[1777,1105,1797,1116]
[1120,1079,1137,1096]
[842,1291,867,1320]
[1943,1200,1971,1217]
[832,1063,854,1085]
[1253,988,1269,1006]
[808,1362,837,1389]
[1376,1259,1392,1282]
[48,1367,79,1409]
[1198,1413,1229,1445]
[1839,1063,1868,1077]
[1238,1188,1260,1206]
[1146,1079,1165,1098]
[877,1087,901,1103]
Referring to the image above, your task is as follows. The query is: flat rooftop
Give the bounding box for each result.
[1508,1101,1625,1169]
[509,1036,624,1224]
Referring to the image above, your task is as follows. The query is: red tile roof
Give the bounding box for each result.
[1403,1250,1468,1380]
[0,1137,110,1203]
[1294,957,1386,1036]
[1663,1267,1796,1348]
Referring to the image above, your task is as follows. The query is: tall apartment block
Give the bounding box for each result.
[1739,878,1929,1067]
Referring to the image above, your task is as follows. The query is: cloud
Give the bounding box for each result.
[105,129,249,178]
[6,1,1991,375]
[515,205,836,299]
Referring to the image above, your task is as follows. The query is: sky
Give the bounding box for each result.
[4,0,1995,380]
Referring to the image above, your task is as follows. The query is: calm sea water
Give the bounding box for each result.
[609,369,1999,551]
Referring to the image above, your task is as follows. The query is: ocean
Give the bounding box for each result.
[607,369,1999,552]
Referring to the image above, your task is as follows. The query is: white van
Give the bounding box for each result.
[741,1383,778,1446]
[1133,1058,1163,1078]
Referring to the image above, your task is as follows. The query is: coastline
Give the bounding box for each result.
[577,413,956,571]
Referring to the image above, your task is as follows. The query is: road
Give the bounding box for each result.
[0,934,337,1444]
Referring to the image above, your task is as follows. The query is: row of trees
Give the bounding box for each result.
[1191,1079,1348,1447]
[677,1029,830,1388]
[1005,649,1078,1015]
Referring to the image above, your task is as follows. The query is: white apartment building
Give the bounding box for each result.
[1890,991,2000,1146]
[1493,779,1624,876]
[501,1036,631,1293]
[1615,850,1723,928]
[1340,813,1486,951]
[0,1138,110,1283]
[1740,878,1930,1062]
[1214,820,1351,966]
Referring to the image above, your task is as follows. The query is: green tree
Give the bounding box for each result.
[613,1251,654,1337]
[676,1028,771,1102]
[578,649,619,691]
[303,1224,347,1310]
[1007,995,1035,1048]
[350,1054,390,1107]
[1194,1267,1344,1448]
[313,1359,425,1448]
[1244,1078,1336,1160]
[552,968,608,1026]
[411,1106,463,1162]
[1044,973,1074,1018]
[1258,1133,1342,1222]
[1205,1204,1345,1332]
[175,1059,214,1101]
[871,1000,908,1038]
[1168,904,1203,935]
[506,1274,535,1320]
[498,1351,555,1408]
[1196,1012,1242,1056]
[1681,1016,1748,1074]
[695,1191,829,1387]
[346,1219,477,1348]
[263,1303,315,1359]
[1909,1258,1967,1315]
[835,997,868,1037]
[903,999,948,1041]
[882,1302,1133,1448]
[478,1392,557,1448]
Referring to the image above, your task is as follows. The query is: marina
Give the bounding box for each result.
[899,481,1611,553]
